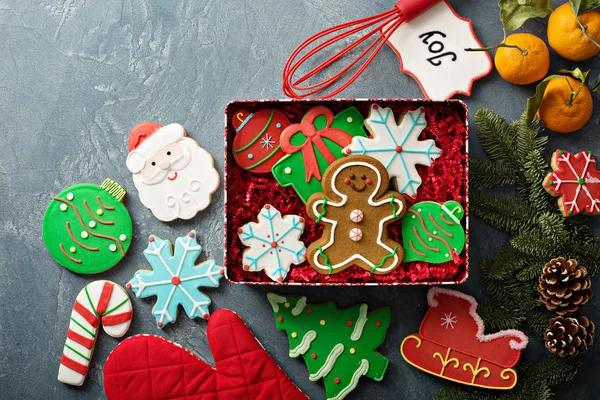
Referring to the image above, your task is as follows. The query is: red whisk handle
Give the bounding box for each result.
[395,0,441,22]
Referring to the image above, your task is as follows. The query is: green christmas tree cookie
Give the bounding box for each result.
[267,293,390,400]
[272,106,367,203]
[402,200,466,263]
[42,179,132,274]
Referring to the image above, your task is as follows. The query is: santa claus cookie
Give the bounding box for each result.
[126,122,220,222]
[307,155,407,275]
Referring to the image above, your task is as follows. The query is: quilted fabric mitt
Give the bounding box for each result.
[103,309,308,400]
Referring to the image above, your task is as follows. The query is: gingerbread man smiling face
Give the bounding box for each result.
[307,155,407,275]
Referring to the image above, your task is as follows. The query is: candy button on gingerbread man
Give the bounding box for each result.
[307,155,407,275]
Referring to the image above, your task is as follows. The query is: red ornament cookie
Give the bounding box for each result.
[543,149,600,217]
[232,109,290,173]
[103,309,308,400]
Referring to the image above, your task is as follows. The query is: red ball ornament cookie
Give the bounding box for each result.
[232,109,290,173]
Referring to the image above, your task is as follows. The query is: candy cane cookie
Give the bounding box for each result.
[58,280,133,386]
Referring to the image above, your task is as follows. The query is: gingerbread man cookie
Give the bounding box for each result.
[307,155,407,275]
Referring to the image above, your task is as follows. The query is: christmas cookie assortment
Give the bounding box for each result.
[225,100,469,285]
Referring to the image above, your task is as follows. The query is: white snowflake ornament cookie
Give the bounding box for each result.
[237,204,306,283]
[343,105,441,197]
[127,230,224,328]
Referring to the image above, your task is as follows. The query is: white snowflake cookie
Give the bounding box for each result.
[237,204,306,282]
[343,105,441,197]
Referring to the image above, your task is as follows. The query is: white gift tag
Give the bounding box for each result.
[386,0,492,100]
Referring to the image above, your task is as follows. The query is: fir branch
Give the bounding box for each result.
[510,231,559,259]
[525,310,549,338]
[516,261,544,281]
[477,302,525,331]
[529,356,580,387]
[482,245,531,280]
[472,193,536,234]
[474,108,520,169]
[470,158,519,189]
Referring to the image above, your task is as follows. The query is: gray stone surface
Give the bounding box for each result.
[0,0,598,399]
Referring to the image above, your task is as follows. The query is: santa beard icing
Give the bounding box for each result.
[132,138,220,221]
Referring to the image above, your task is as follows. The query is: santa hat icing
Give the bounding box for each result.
[126,122,185,173]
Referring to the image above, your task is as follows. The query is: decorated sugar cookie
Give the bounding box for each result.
[58,280,132,386]
[401,288,528,390]
[231,109,290,173]
[268,293,390,400]
[402,201,466,263]
[42,179,132,274]
[104,309,309,400]
[543,149,600,217]
[126,122,220,222]
[237,204,306,282]
[272,106,367,203]
[307,155,407,275]
[343,105,441,197]
[127,230,224,328]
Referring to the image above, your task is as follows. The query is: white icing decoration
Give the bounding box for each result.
[58,280,132,386]
[60,204,68,212]
[441,204,461,224]
[347,116,353,123]
[66,193,74,200]
[309,343,344,381]
[267,293,287,313]
[311,160,405,274]
[119,234,127,241]
[109,244,117,252]
[291,296,307,316]
[238,205,306,282]
[130,134,220,222]
[289,330,317,358]
[351,304,368,341]
[260,133,275,150]
[284,167,292,175]
[89,221,96,228]
[385,1,492,100]
[350,209,364,223]
[343,106,441,196]
[349,228,363,242]
[80,231,89,239]
[331,359,370,400]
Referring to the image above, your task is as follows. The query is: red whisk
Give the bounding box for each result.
[282,0,442,99]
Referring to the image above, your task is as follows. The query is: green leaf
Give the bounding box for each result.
[569,0,600,15]
[525,69,590,125]
[592,73,600,93]
[499,0,553,31]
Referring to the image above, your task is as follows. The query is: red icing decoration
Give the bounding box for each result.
[203,313,209,319]
[395,146,403,153]
[189,232,195,238]
[148,236,154,242]
[103,310,308,400]
[311,353,317,359]
[278,316,284,322]
[128,122,162,152]
[232,109,290,174]
[307,308,313,314]
[171,277,181,286]
[126,283,132,289]
[544,150,600,217]
[334,378,341,384]
[225,101,468,285]
[344,178,351,185]
[347,321,353,327]
[271,241,278,248]
[280,106,354,182]
[366,178,372,185]
[401,288,528,390]
[376,321,382,327]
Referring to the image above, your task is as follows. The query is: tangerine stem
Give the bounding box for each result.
[465,42,527,55]
[576,16,600,49]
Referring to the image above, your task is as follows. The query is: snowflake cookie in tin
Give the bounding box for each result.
[127,230,224,328]
[543,149,600,217]
[237,204,306,282]
[343,105,441,197]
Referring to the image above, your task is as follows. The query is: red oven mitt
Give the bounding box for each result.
[103,309,308,400]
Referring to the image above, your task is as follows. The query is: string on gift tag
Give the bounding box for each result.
[282,0,442,99]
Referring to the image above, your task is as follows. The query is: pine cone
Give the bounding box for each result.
[545,315,595,357]
[538,257,592,315]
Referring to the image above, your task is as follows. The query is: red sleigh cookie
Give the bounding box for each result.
[401,288,528,390]
[103,309,308,400]
[543,149,600,217]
